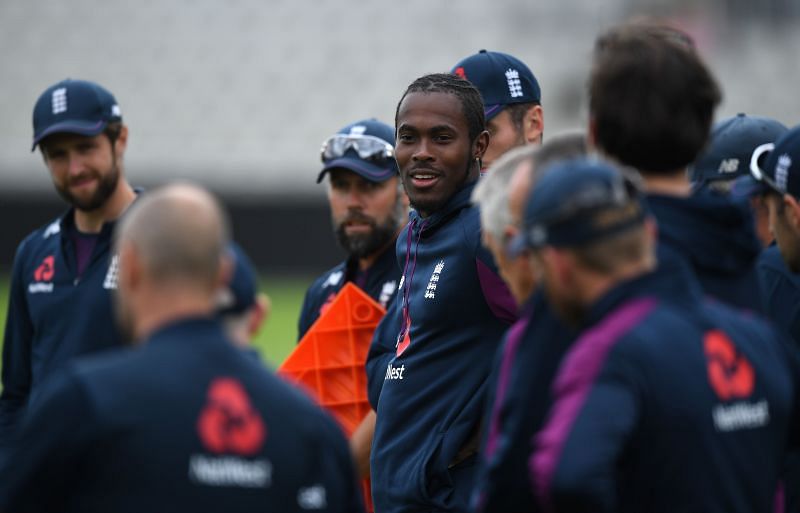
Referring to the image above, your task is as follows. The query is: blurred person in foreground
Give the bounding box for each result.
[298,118,408,478]
[750,126,800,343]
[0,184,364,513]
[1,79,136,444]
[469,133,586,513]
[588,21,764,313]
[526,158,799,513]
[452,50,544,170]
[366,73,516,513]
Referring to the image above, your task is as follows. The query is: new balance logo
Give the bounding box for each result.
[379,280,396,308]
[717,158,739,174]
[505,69,523,98]
[103,255,119,290]
[52,88,67,114]
[324,271,343,288]
[425,260,444,300]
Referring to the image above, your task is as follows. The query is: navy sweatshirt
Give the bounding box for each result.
[472,291,575,513]
[0,317,364,513]
[298,244,400,341]
[0,210,126,444]
[758,244,800,344]
[367,181,517,513]
[530,267,800,513]
[647,190,764,313]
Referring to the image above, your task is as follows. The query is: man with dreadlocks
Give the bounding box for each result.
[365,73,517,513]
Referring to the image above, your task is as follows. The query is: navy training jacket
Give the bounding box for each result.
[758,244,800,344]
[647,190,764,313]
[530,268,800,513]
[472,291,575,513]
[367,181,517,513]
[298,244,400,341]
[0,317,364,513]
[0,210,126,444]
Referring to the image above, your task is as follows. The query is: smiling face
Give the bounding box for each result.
[395,92,488,217]
[41,131,122,212]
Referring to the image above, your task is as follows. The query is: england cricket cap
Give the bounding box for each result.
[691,113,788,186]
[317,118,398,184]
[451,50,541,121]
[217,243,258,317]
[32,79,122,151]
[508,158,646,253]
[750,124,800,198]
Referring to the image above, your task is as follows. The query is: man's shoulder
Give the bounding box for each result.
[15,216,64,257]
[307,261,348,295]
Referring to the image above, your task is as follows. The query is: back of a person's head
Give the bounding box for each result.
[589,21,721,174]
[532,132,588,178]
[116,183,231,292]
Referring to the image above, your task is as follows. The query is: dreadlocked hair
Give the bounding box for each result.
[395,73,486,143]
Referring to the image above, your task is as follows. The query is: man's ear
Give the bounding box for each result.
[114,124,129,159]
[523,105,544,144]
[587,116,598,150]
[474,129,491,160]
[784,194,800,233]
[247,293,271,340]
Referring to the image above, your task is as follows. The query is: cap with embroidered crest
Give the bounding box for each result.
[31,79,122,151]
[750,124,800,198]
[451,49,541,121]
[317,118,398,184]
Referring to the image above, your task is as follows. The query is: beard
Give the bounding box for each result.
[55,158,121,212]
[334,197,405,259]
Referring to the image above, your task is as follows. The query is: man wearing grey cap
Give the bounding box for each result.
[1,79,136,443]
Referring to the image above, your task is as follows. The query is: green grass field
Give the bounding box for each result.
[0,274,312,373]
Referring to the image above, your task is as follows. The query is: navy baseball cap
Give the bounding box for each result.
[217,243,258,317]
[32,79,122,151]
[317,118,398,184]
[691,113,788,185]
[508,158,646,253]
[750,124,800,198]
[451,50,541,120]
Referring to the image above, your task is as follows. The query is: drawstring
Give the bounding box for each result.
[398,219,426,345]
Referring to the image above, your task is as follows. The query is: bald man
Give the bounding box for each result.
[0,184,364,513]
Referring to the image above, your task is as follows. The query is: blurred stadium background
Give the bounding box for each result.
[1,0,799,364]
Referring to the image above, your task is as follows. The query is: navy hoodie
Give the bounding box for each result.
[530,266,800,513]
[647,190,764,313]
[0,317,364,513]
[1,210,126,444]
[298,243,400,341]
[367,181,516,513]
[472,291,575,513]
